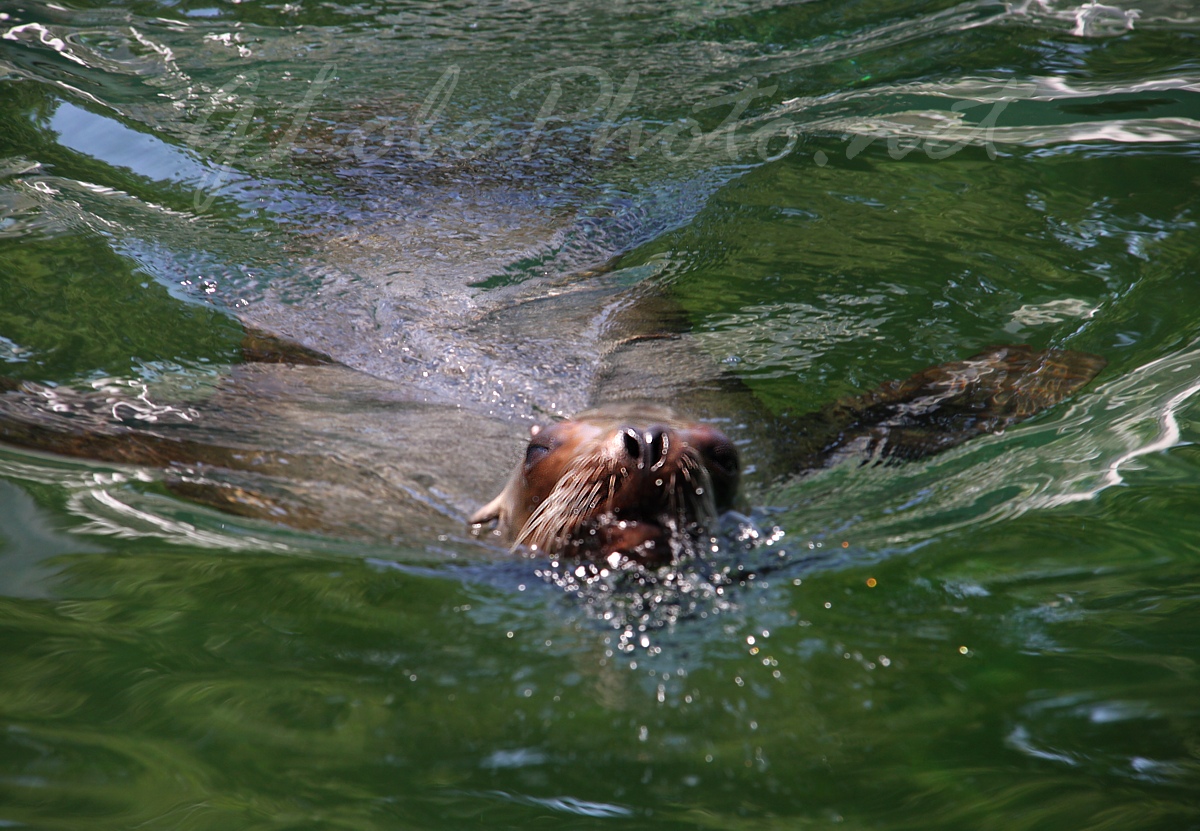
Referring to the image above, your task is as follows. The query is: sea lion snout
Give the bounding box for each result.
[471,404,740,564]
[619,424,673,472]
[609,420,739,512]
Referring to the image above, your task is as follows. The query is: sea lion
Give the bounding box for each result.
[470,403,740,566]
[471,344,1106,564]
[0,306,1104,563]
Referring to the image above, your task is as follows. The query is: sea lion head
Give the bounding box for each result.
[470,403,739,565]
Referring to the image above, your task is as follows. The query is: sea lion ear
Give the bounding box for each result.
[469,485,517,536]
[469,493,505,527]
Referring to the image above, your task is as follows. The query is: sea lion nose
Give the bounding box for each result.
[620,425,670,470]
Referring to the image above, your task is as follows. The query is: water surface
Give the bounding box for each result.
[2,0,1200,828]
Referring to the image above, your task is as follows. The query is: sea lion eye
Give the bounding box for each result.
[524,442,551,468]
[703,442,739,476]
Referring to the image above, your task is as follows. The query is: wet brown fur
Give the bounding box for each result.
[469,404,738,563]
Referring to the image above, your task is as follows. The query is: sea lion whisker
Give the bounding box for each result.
[678,452,717,522]
[516,451,617,551]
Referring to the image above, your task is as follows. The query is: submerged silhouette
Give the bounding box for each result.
[0,311,1104,563]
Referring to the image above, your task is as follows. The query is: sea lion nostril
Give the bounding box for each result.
[622,428,642,462]
[646,427,668,469]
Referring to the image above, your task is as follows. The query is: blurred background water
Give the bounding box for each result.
[2,0,1200,828]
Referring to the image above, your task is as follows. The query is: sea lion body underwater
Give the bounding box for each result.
[0,290,1105,565]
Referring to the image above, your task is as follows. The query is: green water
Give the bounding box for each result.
[3,0,1200,828]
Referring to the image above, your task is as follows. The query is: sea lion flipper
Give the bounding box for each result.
[0,379,200,467]
[857,344,1106,427]
[779,345,1106,472]
[239,323,336,366]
